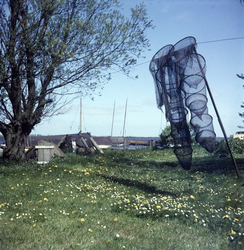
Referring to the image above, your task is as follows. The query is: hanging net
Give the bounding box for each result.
[149,36,216,170]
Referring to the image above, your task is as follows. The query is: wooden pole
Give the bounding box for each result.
[193,47,240,178]
[90,136,104,154]
[80,136,90,153]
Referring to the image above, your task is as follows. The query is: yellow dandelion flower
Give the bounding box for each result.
[156,205,161,209]
[190,195,195,199]
[114,217,119,222]
[234,218,239,222]
[54,165,58,168]
[43,198,49,202]
[231,230,236,235]
[80,218,85,222]
[57,178,60,181]
[72,211,77,214]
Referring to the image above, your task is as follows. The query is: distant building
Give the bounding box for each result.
[233,131,244,140]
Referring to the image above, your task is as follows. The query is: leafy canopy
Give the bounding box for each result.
[0,0,153,159]
[0,0,152,126]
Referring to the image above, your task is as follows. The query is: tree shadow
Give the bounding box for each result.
[99,174,177,197]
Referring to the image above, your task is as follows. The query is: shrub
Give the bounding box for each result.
[230,138,244,154]
[159,125,173,147]
[214,138,244,157]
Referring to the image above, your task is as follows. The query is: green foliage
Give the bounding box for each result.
[230,138,244,154]
[214,138,244,157]
[0,0,153,159]
[159,124,195,147]
[0,149,244,249]
[159,125,173,147]
[214,140,229,158]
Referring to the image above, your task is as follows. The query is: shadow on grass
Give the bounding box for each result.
[191,155,244,175]
[118,153,244,179]
[106,153,180,172]
[99,174,176,197]
[135,159,179,169]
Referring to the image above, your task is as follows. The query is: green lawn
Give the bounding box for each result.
[0,147,244,250]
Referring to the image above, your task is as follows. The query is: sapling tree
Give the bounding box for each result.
[237,73,244,127]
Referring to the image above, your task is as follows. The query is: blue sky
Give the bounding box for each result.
[33,0,244,137]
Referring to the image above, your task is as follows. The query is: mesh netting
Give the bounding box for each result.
[149,36,216,170]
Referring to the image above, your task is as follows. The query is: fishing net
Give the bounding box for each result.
[149,36,216,170]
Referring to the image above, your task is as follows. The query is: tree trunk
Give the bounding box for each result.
[3,125,28,160]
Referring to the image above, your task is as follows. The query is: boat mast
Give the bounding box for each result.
[79,98,82,133]
[111,100,116,137]
[122,98,128,148]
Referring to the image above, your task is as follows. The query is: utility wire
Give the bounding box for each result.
[198,36,244,44]
[109,36,244,75]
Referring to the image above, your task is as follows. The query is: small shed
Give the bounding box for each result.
[26,140,65,163]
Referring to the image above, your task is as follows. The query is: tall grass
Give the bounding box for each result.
[0,147,244,249]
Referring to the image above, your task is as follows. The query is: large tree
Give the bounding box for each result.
[0,0,152,159]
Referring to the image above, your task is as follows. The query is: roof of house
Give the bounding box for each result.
[92,136,113,145]
[28,133,90,146]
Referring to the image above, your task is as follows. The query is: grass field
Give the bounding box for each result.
[0,146,244,250]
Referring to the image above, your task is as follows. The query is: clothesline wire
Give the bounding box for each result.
[109,36,244,75]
